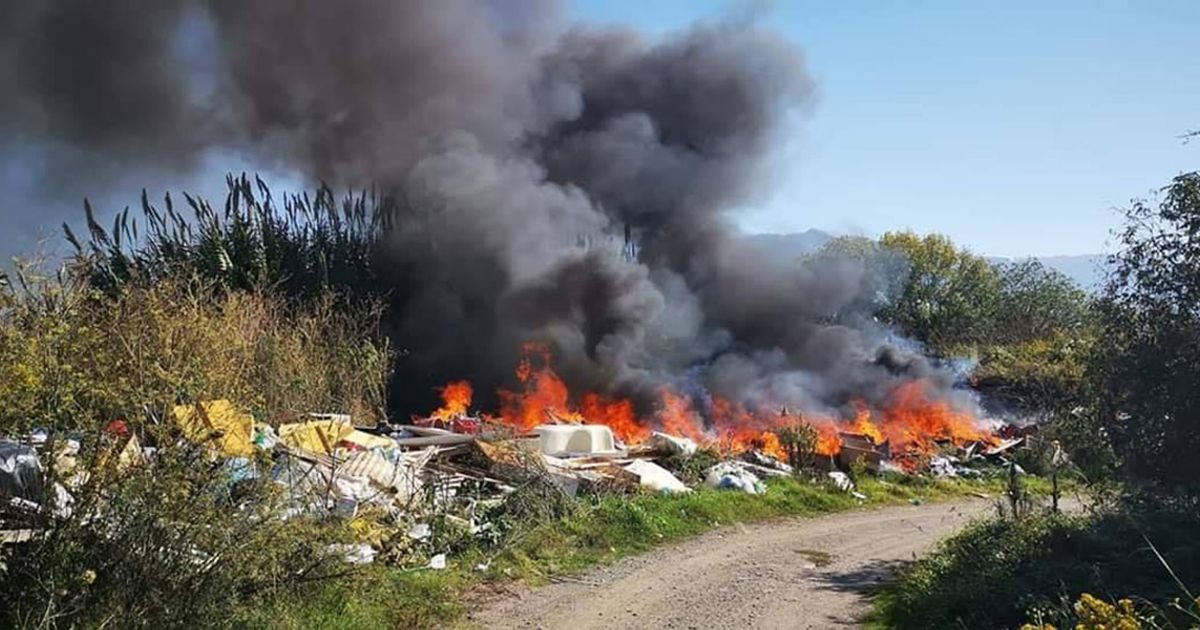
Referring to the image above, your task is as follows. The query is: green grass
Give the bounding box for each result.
[868,499,1200,629]
[240,473,1056,629]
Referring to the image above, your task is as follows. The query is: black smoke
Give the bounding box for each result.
[0,0,971,421]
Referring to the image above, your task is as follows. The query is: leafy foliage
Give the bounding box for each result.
[1091,172,1200,486]
[0,441,349,629]
[0,273,391,434]
[994,259,1092,345]
[877,231,1002,349]
[873,505,1200,630]
[776,422,820,472]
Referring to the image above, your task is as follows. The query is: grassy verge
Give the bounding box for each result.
[242,473,1057,629]
[869,498,1200,629]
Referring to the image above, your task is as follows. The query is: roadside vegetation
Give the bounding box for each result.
[871,172,1200,630]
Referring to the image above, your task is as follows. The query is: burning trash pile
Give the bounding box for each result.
[0,348,1033,578]
[0,356,1030,569]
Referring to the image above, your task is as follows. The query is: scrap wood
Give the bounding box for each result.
[574,465,639,493]
[426,461,516,492]
[554,455,637,470]
[399,425,458,437]
[984,437,1024,456]
[391,434,476,448]
[0,529,38,545]
[474,440,531,470]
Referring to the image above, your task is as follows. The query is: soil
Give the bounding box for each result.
[468,499,993,629]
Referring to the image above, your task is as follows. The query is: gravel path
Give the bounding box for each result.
[468,499,992,630]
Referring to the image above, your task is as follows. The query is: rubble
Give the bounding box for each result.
[827,471,854,492]
[648,431,698,458]
[0,390,1036,583]
[624,459,691,494]
[536,424,617,457]
[837,432,890,472]
[0,440,44,503]
[705,462,766,495]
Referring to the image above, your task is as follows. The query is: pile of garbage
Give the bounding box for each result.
[0,400,1032,568]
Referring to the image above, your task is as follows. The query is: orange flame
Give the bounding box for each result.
[582,392,650,444]
[430,380,473,421]
[876,380,989,457]
[438,344,993,464]
[659,389,706,442]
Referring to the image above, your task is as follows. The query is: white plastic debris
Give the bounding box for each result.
[930,455,959,478]
[649,431,698,458]
[428,553,448,570]
[408,522,431,541]
[535,424,617,457]
[828,471,855,492]
[851,491,868,501]
[741,450,793,476]
[705,462,765,495]
[624,459,692,494]
[329,543,377,566]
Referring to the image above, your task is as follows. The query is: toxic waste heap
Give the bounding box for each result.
[422,343,996,473]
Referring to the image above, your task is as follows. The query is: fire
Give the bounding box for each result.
[430,380,473,421]
[581,392,650,444]
[439,343,994,465]
[815,424,842,456]
[847,403,885,445]
[876,380,990,457]
[659,389,705,442]
[496,342,647,442]
[497,345,583,431]
[759,431,786,461]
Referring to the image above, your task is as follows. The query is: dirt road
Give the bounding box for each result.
[469,499,992,630]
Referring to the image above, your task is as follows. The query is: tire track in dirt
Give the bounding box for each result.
[469,499,992,630]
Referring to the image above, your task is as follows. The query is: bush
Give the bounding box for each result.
[0,259,393,628]
[0,269,390,435]
[0,440,348,629]
[1092,172,1200,486]
[874,505,1200,629]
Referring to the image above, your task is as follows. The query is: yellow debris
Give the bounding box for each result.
[278,419,393,455]
[173,400,255,457]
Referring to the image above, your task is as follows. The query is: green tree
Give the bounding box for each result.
[1092,171,1200,485]
[877,231,1001,351]
[993,259,1091,344]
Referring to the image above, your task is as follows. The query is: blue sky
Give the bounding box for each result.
[573,0,1200,257]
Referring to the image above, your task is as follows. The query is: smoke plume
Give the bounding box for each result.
[0,0,969,421]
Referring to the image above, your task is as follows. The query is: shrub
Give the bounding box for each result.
[0,259,393,628]
[0,439,349,629]
[776,422,820,472]
[874,506,1200,629]
[0,269,390,435]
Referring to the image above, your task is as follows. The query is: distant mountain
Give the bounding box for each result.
[745,229,834,265]
[747,230,1106,291]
